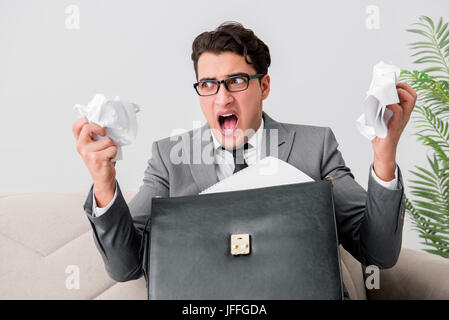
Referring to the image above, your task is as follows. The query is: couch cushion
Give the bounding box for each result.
[339,246,367,300]
[0,193,91,256]
[367,248,449,299]
[95,278,146,300]
[0,191,142,299]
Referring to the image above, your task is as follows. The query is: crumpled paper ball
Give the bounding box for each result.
[74,94,141,162]
[356,61,401,140]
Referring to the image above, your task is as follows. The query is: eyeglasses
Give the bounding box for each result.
[193,73,265,96]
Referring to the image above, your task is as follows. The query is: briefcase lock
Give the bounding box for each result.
[230,234,250,255]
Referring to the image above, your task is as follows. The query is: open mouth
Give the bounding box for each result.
[218,112,239,136]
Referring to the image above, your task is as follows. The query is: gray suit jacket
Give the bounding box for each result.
[83,112,405,282]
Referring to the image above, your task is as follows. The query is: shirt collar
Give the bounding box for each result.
[211,117,264,152]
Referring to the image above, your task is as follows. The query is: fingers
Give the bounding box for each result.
[386,103,402,113]
[78,122,106,145]
[85,137,116,153]
[72,117,88,140]
[397,87,415,115]
[385,103,404,132]
[97,145,118,161]
[396,82,418,100]
[385,82,417,121]
[80,143,117,164]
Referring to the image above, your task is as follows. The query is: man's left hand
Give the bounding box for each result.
[371,82,417,181]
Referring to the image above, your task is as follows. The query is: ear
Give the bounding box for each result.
[260,74,271,100]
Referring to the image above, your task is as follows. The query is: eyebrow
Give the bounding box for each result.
[198,72,249,82]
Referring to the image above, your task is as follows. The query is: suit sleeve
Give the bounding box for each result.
[370,165,399,190]
[83,141,170,282]
[321,127,405,269]
[92,180,118,217]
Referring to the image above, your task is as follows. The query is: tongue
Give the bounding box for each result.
[223,115,237,130]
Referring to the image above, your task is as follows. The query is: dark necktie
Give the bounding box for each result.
[231,143,249,174]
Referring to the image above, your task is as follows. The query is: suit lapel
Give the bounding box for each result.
[187,112,296,193]
[262,112,296,162]
[188,123,219,193]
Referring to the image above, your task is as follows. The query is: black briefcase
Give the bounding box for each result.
[141,180,343,299]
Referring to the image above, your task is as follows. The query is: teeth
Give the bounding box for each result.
[221,113,234,117]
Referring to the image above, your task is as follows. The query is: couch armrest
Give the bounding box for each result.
[366,248,449,299]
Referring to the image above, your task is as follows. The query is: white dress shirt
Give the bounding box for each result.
[92,119,398,216]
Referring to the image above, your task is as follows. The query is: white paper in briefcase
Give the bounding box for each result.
[200,156,314,194]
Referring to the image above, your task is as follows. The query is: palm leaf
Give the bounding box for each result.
[399,70,449,115]
[406,16,449,80]
[413,106,449,150]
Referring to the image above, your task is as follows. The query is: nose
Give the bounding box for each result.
[214,82,234,108]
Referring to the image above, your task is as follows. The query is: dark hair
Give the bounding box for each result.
[191,21,271,80]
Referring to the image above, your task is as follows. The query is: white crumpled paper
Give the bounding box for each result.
[356,61,401,140]
[74,94,140,162]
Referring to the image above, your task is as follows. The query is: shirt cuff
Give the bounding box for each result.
[92,181,118,217]
[370,164,399,190]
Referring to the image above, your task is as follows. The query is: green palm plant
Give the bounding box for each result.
[399,16,449,259]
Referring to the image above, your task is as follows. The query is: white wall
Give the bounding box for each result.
[1,0,448,251]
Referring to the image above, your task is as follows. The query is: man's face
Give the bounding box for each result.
[196,51,270,150]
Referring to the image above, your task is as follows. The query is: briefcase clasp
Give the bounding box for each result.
[230,234,250,255]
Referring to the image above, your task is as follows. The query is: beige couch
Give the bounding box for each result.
[1,191,448,300]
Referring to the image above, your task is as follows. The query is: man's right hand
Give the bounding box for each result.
[72,117,117,207]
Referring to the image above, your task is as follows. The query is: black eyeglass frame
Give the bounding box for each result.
[193,73,265,96]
